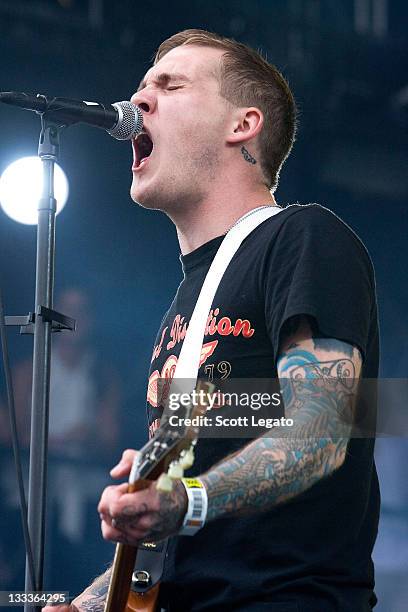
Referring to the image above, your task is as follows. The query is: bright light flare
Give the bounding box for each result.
[0,156,69,225]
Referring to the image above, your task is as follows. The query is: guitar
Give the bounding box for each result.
[104,380,214,612]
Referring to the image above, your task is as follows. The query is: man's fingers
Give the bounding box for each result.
[98,487,152,529]
[98,480,159,546]
[106,493,152,524]
[110,448,140,478]
[112,507,151,528]
[97,482,129,516]
[112,491,153,514]
[101,515,147,544]
[101,517,127,540]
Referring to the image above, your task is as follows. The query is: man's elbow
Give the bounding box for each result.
[322,437,349,476]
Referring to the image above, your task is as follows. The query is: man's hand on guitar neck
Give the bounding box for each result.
[43,450,189,612]
[98,449,188,545]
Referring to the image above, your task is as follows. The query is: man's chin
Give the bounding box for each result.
[131,181,148,206]
[130,185,160,211]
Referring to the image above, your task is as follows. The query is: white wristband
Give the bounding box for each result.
[179,478,208,536]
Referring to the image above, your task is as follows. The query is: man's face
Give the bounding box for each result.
[130,45,232,212]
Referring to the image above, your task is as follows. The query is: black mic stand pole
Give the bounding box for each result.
[23,116,74,612]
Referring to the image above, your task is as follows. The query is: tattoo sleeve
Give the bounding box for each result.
[74,567,111,612]
[201,336,361,521]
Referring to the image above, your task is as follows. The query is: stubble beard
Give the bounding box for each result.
[131,143,220,215]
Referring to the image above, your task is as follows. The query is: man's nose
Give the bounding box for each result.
[130,90,155,115]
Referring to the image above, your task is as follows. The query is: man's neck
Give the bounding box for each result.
[173,185,277,255]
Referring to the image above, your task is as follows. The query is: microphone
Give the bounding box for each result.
[0,91,143,140]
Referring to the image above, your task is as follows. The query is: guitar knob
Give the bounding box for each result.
[179,448,194,469]
[168,462,184,479]
[156,473,174,492]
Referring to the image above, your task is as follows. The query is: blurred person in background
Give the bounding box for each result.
[0,287,121,592]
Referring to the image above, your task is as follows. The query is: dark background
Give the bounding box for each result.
[0,0,407,608]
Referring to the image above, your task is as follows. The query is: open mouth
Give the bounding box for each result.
[133,131,154,169]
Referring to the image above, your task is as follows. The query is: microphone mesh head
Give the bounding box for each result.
[109,101,143,140]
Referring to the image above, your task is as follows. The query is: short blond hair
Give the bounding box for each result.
[155,29,297,192]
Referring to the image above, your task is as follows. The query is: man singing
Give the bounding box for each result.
[47,29,379,611]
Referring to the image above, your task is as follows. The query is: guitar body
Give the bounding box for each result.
[125,585,160,612]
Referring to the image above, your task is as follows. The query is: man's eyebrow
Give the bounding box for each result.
[137,72,190,92]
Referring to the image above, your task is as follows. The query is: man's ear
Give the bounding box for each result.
[226,107,264,145]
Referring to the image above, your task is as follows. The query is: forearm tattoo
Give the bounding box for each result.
[202,338,358,521]
[77,568,111,612]
[241,146,257,164]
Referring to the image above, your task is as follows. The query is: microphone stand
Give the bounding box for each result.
[6,115,75,612]
[24,117,59,611]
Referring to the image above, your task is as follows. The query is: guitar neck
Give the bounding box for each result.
[104,480,147,612]
[104,542,138,612]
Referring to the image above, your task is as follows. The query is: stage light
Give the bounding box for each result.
[0,156,69,225]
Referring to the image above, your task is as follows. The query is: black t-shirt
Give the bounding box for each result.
[146,204,380,612]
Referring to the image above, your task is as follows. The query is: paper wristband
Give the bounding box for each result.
[179,478,208,536]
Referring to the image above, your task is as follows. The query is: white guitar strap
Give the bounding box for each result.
[172,205,283,386]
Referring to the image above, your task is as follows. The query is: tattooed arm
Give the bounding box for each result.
[96,316,360,544]
[43,568,111,612]
[201,315,362,520]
